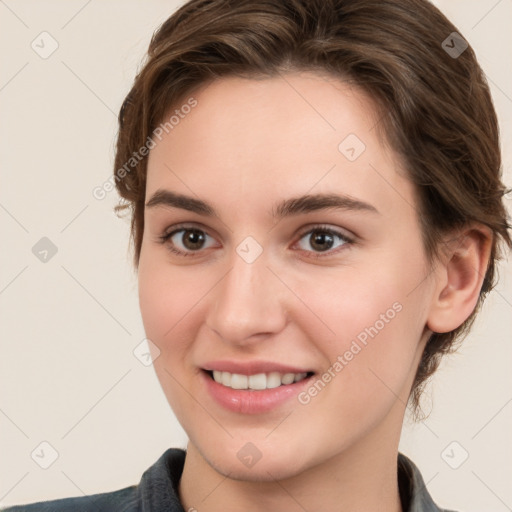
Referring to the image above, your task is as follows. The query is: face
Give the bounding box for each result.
[138,71,435,481]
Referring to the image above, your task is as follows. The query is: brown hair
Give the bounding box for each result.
[113,0,511,417]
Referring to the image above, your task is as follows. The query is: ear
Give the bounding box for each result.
[426,226,493,334]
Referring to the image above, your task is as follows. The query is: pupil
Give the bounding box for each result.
[184,230,204,249]
[311,232,333,251]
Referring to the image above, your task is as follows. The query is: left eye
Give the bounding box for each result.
[295,227,351,255]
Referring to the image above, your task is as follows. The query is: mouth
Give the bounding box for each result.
[200,361,317,414]
[203,369,315,390]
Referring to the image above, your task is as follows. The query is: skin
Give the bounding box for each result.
[137,71,491,512]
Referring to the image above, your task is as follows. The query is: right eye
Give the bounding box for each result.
[159,224,218,257]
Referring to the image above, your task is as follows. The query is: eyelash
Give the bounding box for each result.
[158,223,354,259]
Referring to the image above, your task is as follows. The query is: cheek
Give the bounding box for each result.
[138,268,174,341]
[297,296,421,439]
[137,255,216,376]
[138,257,188,355]
[137,259,202,418]
[300,253,429,399]
[138,248,198,336]
[296,264,410,345]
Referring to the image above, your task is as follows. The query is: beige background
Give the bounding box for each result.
[0,0,510,510]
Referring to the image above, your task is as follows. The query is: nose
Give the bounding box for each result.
[205,248,288,347]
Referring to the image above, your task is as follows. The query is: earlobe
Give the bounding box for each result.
[426,226,492,334]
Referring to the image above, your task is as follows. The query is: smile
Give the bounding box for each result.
[201,368,316,414]
[210,370,312,390]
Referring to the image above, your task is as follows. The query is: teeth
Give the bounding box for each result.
[281,373,296,385]
[211,370,309,390]
[266,372,282,389]
[221,371,231,387]
[231,373,248,389]
[249,373,266,390]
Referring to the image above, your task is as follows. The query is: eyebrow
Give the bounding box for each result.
[145,189,379,218]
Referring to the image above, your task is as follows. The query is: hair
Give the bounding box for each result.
[113,0,511,418]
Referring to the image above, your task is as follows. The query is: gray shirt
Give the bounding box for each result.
[1,449,456,511]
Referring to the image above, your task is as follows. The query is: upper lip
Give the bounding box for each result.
[202,360,314,375]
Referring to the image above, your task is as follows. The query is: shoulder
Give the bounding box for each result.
[398,452,459,512]
[1,485,138,512]
[1,448,187,512]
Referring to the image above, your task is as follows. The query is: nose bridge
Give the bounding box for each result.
[206,244,286,344]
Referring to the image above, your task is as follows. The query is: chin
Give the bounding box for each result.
[197,438,314,482]
[211,455,306,483]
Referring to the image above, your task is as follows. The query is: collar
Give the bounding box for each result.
[398,452,455,512]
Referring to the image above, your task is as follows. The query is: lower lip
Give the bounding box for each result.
[201,370,314,414]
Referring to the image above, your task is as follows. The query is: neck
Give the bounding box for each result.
[178,417,404,512]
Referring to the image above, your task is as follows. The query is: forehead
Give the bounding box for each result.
[145,72,415,222]
[162,71,382,155]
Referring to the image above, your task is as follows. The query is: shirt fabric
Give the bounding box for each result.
[2,449,456,512]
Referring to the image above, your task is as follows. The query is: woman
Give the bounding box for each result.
[4,0,510,510]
